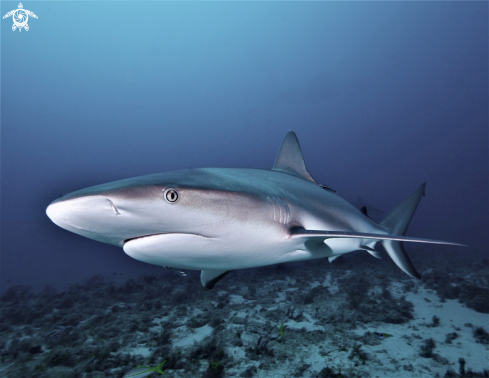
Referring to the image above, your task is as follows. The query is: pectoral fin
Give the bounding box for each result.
[328,256,340,263]
[201,269,232,289]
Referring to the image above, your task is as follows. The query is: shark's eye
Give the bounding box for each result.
[164,188,179,203]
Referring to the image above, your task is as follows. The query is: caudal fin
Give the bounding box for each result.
[379,183,426,279]
[290,183,467,279]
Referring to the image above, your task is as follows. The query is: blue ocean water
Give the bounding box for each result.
[1,2,488,377]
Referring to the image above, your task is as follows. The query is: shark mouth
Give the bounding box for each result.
[123,233,167,245]
[123,232,211,245]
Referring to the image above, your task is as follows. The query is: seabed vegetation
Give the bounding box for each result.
[1,249,488,377]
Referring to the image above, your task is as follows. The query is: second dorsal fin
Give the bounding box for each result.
[272,131,317,183]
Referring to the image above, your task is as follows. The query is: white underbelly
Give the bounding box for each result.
[123,231,294,270]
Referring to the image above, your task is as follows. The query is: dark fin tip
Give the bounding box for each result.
[421,182,427,197]
[204,271,231,290]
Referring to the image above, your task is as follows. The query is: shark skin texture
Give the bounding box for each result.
[46,132,468,289]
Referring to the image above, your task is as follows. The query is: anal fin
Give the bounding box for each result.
[361,241,382,259]
[363,248,382,259]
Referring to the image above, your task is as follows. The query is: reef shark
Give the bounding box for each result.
[46,132,467,288]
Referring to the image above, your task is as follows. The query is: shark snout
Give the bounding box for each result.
[46,195,125,245]
[46,199,67,229]
[47,196,104,228]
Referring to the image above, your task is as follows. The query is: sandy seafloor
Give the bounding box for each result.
[1,249,488,378]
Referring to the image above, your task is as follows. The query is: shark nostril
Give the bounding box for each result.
[107,199,120,215]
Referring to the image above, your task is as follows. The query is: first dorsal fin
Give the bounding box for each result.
[272,131,317,184]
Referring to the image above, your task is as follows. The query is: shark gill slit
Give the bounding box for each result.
[279,199,283,224]
[267,196,276,222]
[270,196,290,225]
